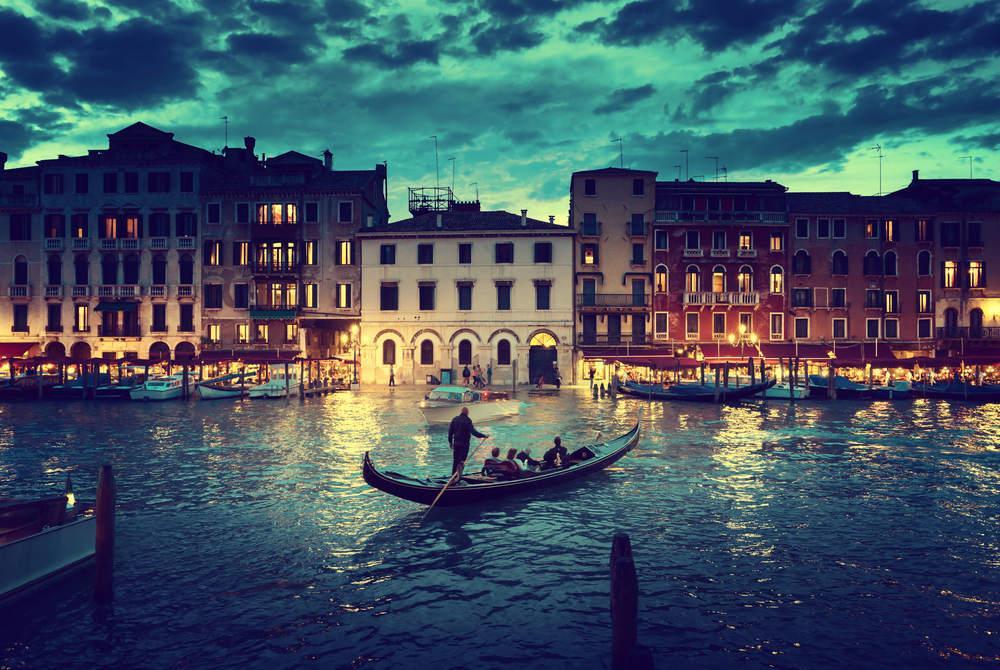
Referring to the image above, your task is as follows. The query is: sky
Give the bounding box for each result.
[1,0,999,222]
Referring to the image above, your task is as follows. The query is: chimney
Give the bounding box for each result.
[244,136,255,153]
[912,169,919,182]
[323,149,333,171]
[0,151,6,171]
[549,215,554,224]
[366,213,373,228]
[436,213,443,228]
[521,209,527,227]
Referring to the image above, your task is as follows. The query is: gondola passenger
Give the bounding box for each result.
[541,437,569,470]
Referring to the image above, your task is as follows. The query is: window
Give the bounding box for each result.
[205,284,222,309]
[458,340,472,365]
[256,324,269,343]
[176,212,197,237]
[833,318,846,339]
[969,261,984,288]
[863,251,881,276]
[629,214,645,236]
[739,231,752,250]
[632,178,644,196]
[770,313,783,339]
[147,213,167,238]
[792,289,812,308]
[10,214,31,241]
[686,312,699,339]
[631,243,645,265]
[582,243,598,265]
[685,265,700,292]
[380,244,396,265]
[536,283,550,310]
[866,318,880,339]
[770,267,783,293]
[417,244,434,264]
[796,218,808,238]
[204,240,222,266]
[75,173,88,194]
[103,173,117,194]
[738,266,753,292]
[236,203,250,223]
[180,172,193,193]
[207,203,221,224]
[255,203,298,224]
[101,254,118,285]
[179,304,194,332]
[918,318,932,338]
[655,265,667,292]
[817,218,830,238]
[883,219,898,242]
[458,283,473,311]
[304,283,318,308]
[712,265,725,292]
[534,242,552,263]
[654,229,667,250]
[338,201,353,223]
[47,304,62,330]
[495,242,514,264]
[968,222,982,247]
[304,202,318,223]
[122,253,139,284]
[335,241,354,265]
[866,289,881,308]
[420,340,434,365]
[884,251,897,276]
[941,222,960,247]
[832,250,848,275]
[497,283,511,310]
[75,304,90,332]
[43,173,63,194]
[336,283,352,308]
[148,172,171,193]
[584,179,596,196]
[13,256,28,285]
[497,339,511,365]
[44,214,65,239]
[833,218,846,239]
[713,313,726,338]
[885,290,899,314]
[713,230,726,250]
[943,261,958,288]
[123,172,138,194]
[380,284,398,310]
[459,243,472,264]
[685,230,700,250]
[382,340,396,365]
[918,290,932,313]
[418,285,434,310]
[286,324,298,342]
[655,312,668,336]
[235,283,249,309]
[793,250,811,274]
[918,250,931,276]
[770,231,783,251]
[304,241,317,265]
[866,219,878,238]
[916,219,933,242]
[582,213,598,236]
[47,254,62,285]
[884,318,899,339]
[831,288,846,308]
[794,317,809,338]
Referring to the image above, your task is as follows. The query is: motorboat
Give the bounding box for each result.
[758,380,810,399]
[129,373,188,401]
[808,375,874,399]
[873,380,913,400]
[50,372,110,399]
[94,367,149,400]
[248,365,301,399]
[414,385,520,424]
[196,373,253,400]
[0,485,95,602]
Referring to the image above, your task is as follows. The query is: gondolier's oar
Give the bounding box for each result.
[421,435,490,522]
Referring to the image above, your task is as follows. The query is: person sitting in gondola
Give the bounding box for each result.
[482,447,502,474]
[494,449,522,479]
[541,437,569,470]
[516,448,541,471]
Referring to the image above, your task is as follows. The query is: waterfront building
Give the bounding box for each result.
[356,195,575,386]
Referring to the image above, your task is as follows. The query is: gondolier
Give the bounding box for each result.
[448,407,488,475]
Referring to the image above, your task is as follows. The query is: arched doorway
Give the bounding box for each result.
[45,342,66,359]
[149,342,171,361]
[970,308,984,338]
[528,332,558,384]
[70,342,91,360]
[175,342,196,361]
[944,308,959,339]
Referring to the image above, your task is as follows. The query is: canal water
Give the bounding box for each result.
[1,387,997,669]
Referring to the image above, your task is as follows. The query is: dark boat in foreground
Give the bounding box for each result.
[807,374,875,399]
[362,415,641,507]
[618,377,775,403]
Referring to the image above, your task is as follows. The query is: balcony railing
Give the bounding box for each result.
[656,210,788,223]
[177,238,195,249]
[737,249,757,258]
[10,325,29,333]
[252,262,302,274]
[99,238,143,251]
[45,285,62,298]
[98,324,144,338]
[682,291,760,305]
[576,294,650,307]
[577,334,653,346]
[937,327,1000,340]
[149,285,167,297]
[710,249,731,258]
[46,325,63,333]
[1,194,38,206]
[683,248,704,257]
[98,285,142,298]
[72,285,89,298]
[8,286,29,298]
[72,238,90,250]
[177,285,194,297]
[45,238,64,250]
[150,238,168,249]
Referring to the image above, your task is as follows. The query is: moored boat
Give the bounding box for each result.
[619,377,775,403]
[911,381,1000,402]
[0,375,60,400]
[415,385,520,424]
[129,373,188,401]
[873,380,913,400]
[363,413,641,507]
[248,365,301,399]
[758,380,810,399]
[196,373,253,400]
[94,367,149,400]
[807,374,874,399]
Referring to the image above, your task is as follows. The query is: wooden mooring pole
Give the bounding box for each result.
[610,533,654,669]
[95,464,116,601]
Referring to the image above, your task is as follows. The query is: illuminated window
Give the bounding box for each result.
[256,324,268,343]
[737,266,753,292]
[770,232,783,251]
[739,231,752,249]
[917,219,933,242]
[885,291,899,314]
[204,240,222,266]
[655,265,667,292]
[336,241,354,265]
[918,290,932,313]
[866,219,878,238]
[883,219,898,242]
[304,284,318,308]
[582,244,598,265]
[75,304,89,332]
[336,283,352,308]
[943,261,958,288]
[236,324,250,343]
[207,325,220,343]
[286,324,298,341]
[969,261,984,288]
[685,265,700,292]
[712,265,725,292]
[233,242,249,266]
[770,266,783,293]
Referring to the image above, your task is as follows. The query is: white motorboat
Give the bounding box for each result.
[248,365,301,399]
[758,380,810,399]
[0,492,95,602]
[415,385,520,425]
[129,373,188,401]
[196,373,253,400]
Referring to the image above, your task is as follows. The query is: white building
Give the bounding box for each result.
[356,207,575,386]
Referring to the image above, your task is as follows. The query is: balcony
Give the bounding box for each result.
[657,210,787,224]
[1,194,38,207]
[937,327,1000,340]
[177,285,194,298]
[10,325,29,333]
[576,293,649,308]
[150,238,168,250]
[682,291,760,305]
[628,222,646,237]
[99,238,143,251]
[73,326,91,333]
[8,286,29,298]
[71,238,90,250]
[737,249,757,259]
[45,285,62,298]
[252,261,302,275]
[45,238,64,250]
[46,325,64,333]
[177,238,195,249]
[149,285,167,298]
[72,285,90,298]
[577,333,653,346]
[709,249,731,258]
[250,306,299,319]
[98,324,144,338]
[98,285,142,298]
[683,248,704,257]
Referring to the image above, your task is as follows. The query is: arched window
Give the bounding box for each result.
[685,265,700,293]
[770,266,784,294]
[863,251,881,275]
[13,255,28,285]
[101,254,118,285]
[74,254,89,285]
[420,339,434,365]
[944,308,959,338]
[970,309,984,338]
[152,253,167,285]
[793,250,811,274]
[917,250,931,276]
[884,251,897,276]
[47,254,62,286]
[179,253,194,284]
[738,265,753,293]
[382,339,396,365]
[712,265,726,293]
[497,339,511,366]
[123,253,140,285]
[831,250,848,275]
[458,339,472,365]
[654,264,667,293]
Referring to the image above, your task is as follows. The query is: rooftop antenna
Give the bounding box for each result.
[469,182,479,201]
[430,135,439,191]
[706,156,718,181]
[449,157,456,194]
[220,115,229,149]
[681,150,689,180]
[612,138,623,168]
[869,144,884,195]
[721,166,728,182]
[961,156,972,178]
[674,165,681,180]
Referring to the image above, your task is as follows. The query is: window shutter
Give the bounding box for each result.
[349,242,355,266]
[940,262,946,288]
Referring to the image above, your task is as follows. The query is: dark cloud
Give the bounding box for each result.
[0,120,56,160]
[950,133,1000,152]
[226,31,319,65]
[593,84,656,115]
[323,0,369,21]
[35,0,90,21]
[469,21,546,55]
[342,39,442,68]
[249,0,322,32]
[479,0,590,20]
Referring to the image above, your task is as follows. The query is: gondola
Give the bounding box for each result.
[362,413,641,507]
[807,374,875,399]
[618,377,775,403]
[911,381,1000,402]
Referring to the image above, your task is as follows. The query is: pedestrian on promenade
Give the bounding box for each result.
[463,365,471,386]
[486,364,492,386]
[389,365,395,387]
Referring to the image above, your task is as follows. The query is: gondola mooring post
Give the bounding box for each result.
[610,533,639,670]
[95,464,116,602]
[714,365,720,404]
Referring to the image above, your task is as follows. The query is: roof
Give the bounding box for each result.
[358,210,573,235]
[656,178,788,193]
[889,178,1000,212]
[572,167,657,177]
[205,168,380,193]
[787,192,928,215]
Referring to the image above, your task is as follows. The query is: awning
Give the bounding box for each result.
[94,302,137,312]
[0,343,33,357]
[757,343,833,360]
[829,342,896,361]
[700,343,763,361]
[250,309,296,319]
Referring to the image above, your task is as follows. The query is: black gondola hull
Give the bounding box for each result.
[618,378,775,403]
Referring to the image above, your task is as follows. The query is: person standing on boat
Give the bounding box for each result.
[448,406,488,476]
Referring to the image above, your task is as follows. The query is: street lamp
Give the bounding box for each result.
[350,324,359,385]
[729,324,757,359]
